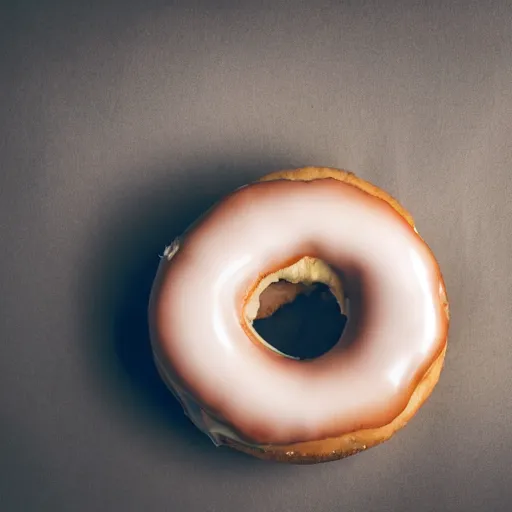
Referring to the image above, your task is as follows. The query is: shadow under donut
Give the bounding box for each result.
[253,282,348,360]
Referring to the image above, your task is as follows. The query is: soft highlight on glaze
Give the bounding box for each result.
[149,171,449,450]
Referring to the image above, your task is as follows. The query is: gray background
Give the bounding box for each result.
[1,1,511,510]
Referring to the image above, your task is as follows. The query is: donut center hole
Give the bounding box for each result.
[252,281,347,360]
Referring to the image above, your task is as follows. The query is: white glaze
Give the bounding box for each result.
[150,178,447,445]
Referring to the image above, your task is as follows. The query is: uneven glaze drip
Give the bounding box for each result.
[149,178,448,446]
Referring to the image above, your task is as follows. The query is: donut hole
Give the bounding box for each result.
[252,281,347,360]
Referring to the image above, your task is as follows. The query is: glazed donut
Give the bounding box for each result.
[149,167,449,464]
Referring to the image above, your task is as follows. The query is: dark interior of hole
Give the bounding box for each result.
[252,282,347,360]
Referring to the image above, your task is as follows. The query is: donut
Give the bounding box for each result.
[149,167,449,464]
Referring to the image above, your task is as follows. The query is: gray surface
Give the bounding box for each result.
[1,1,511,511]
